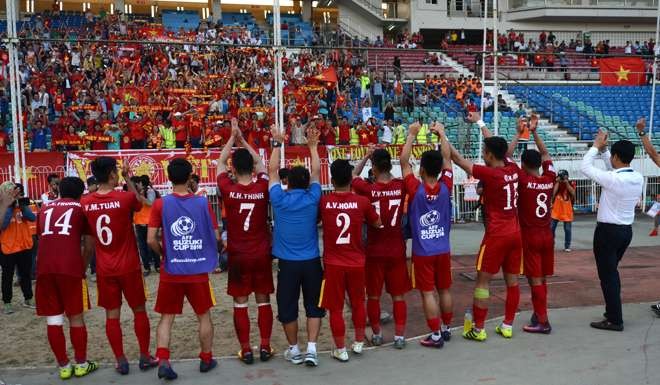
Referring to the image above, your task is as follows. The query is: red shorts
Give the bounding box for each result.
[36,274,91,316]
[319,264,365,312]
[227,256,274,297]
[155,280,216,315]
[411,253,452,292]
[366,258,411,297]
[522,229,554,277]
[476,232,523,275]
[96,270,147,310]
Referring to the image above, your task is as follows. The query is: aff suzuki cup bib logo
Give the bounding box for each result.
[171,216,195,236]
[419,210,445,240]
[170,216,203,251]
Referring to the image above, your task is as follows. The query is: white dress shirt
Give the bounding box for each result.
[579,147,644,225]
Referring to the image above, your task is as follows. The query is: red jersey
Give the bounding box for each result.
[352,178,405,260]
[188,118,203,139]
[320,191,379,268]
[36,199,90,278]
[518,160,556,229]
[472,159,521,236]
[338,123,350,142]
[149,195,218,283]
[81,190,142,276]
[217,172,271,259]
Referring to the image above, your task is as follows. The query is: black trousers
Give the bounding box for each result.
[1,249,33,304]
[135,225,159,270]
[593,222,632,325]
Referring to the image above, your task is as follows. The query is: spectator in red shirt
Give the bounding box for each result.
[129,115,146,149]
[338,117,351,145]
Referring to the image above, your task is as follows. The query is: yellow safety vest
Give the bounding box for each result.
[416,124,428,144]
[394,125,407,145]
[160,125,176,149]
[350,128,360,146]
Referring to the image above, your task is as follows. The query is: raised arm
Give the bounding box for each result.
[236,125,266,175]
[467,111,493,138]
[217,118,238,176]
[529,115,551,162]
[636,117,660,167]
[353,144,375,177]
[307,127,321,183]
[121,160,140,198]
[430,122,452,170]
[400,122,421,177]
[269,124,284,186]
[580,130,616,187]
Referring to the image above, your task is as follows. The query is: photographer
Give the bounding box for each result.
[551,170,576,252]
[0,182,37,314]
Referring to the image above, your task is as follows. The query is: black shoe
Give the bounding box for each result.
[650,304,660,317]
[590,319,623,332]
[157,364,178,380]
[238,350,254,365]
[199,358,217,373]
[260,347,274,362]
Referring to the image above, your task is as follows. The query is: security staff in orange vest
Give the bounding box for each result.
[1,182,37,313]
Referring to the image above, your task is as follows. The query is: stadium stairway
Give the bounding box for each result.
[437,52,472,77]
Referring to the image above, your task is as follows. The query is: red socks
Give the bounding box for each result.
[199,351,213,364]
[329,310,346,349]
[531,284,549,324]
[47,325,68,366]
[367,298,381,335]
[473,304,488,329]
[156,347,170,364]
[504,285,520,325]
[233,306,250,352]
[133,311,151,357]
[441,312,453,327]
[426,317,440,333]
[257,304,273,349]
[351,301,366,342]
[70,326,87,364]
[105,318,125,360]
[393,300,406,336]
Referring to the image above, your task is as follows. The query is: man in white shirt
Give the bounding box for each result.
[579,131,644,331]
[380,119,393,145]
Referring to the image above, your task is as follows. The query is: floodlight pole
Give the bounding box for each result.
[479,0,487,162]
[6,0,26,185]
[492,0,499,136]
[649,0,660,141]
[273,0,285,169]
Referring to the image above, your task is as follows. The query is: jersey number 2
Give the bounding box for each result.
[335,213,351,245]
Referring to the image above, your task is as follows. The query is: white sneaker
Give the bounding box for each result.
[331,348,349,362]
[283,348,303,365]
[351,341,364,355]
[303,351,318,367]
[564,248,571,252]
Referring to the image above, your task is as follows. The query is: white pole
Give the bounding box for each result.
[479,0,487,162]
[273,0,285,169]
[492,0,499,136]
[649,0,660,140]
[6,0,19,184]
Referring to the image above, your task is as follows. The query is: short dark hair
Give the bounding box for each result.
[371,149,392,173]
[167,158,193,185]
[59,177,85,200]
[47,173,60,183]
[278,168,290,181]
[140,175,151,187]
[420,150,443,178]
[90,156,117,184]
[611,140,635,164]
[232,148,254,176]
[288,166,310,190]
[330,159,353,188]
[86,176,98,187]
[190,174,200,184]
[483,137,508,160]
[521,149,542,169]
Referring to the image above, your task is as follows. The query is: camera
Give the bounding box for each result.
[558,170,569,181]
[17,197,30,207]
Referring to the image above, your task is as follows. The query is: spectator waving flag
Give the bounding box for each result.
[599,57,646,86]
[314,67,338,83]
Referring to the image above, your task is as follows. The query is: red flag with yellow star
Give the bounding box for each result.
[599,57,646,86]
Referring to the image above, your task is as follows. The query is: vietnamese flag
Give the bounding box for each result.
[314,67,338,83]
[599,57,646,86]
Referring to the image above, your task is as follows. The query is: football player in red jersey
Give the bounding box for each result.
[81,157,157,374]
[506,115,556,334]
[352,145,411,348]
[35,177,98,380]
[217,118,274,365]
[320,159,381,362]
[449,112,522,342]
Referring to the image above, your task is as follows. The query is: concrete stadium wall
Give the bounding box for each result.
[338,2,383,41]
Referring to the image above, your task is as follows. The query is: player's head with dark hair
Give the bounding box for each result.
[47,173,59,184]
[231,148,254,176]
[47,173,60,193]
[330,159,353,189]
[278,168,290,185]
[140,175,151,187]
[371,149,392,175]
[189,173,201,193]
[482,136,508,165]
[419,150,443,179]
[167,158,193,186]
[190,174,200,184]
[288,166,310,190]
[59,177,85,200]
[90,156,118,185]
[610,140,635,166]
[521,149,542,172]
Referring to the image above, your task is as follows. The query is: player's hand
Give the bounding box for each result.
[230,117,239,131]
[467,111,481,124]
[366,143,376,158]
[120,158,131,179]
[635,117,646,135]
[529,114,539,132]
[231,126,242,141]
[407,121,421,138]
[307,128,320,147]
[430,121,445,137]
[270,124,285,143]
[594,129,609,152]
